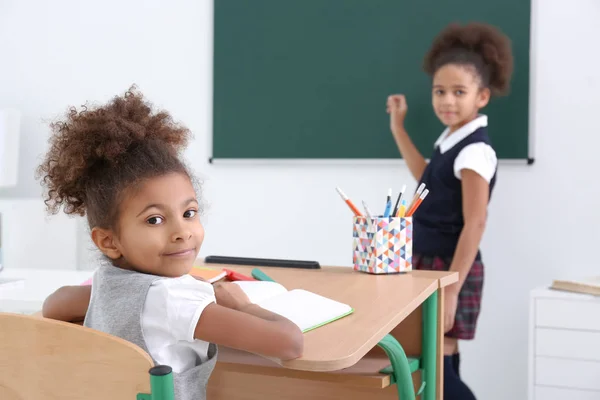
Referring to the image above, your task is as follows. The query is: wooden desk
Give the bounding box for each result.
[197,263,457,400]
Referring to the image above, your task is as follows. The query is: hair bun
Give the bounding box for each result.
[37,85,191,216]
[423,22,514,95]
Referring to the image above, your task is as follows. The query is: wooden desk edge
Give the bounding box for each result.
[215,360,392,389]
[198,259,458,288]
[270,279,439,372]
[410,270,459,288]
[438,272,458,288]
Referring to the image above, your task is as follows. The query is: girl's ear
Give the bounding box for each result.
[91,227,122,260]
[477,87,491,109]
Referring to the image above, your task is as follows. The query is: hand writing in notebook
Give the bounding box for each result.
[214,282,252,310]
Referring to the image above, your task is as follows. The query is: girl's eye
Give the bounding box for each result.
[434,89,444,95]
[147,216,164,225]
[456,90,465,96]
[184,209,197,219]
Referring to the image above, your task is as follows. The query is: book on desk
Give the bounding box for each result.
[234,281,353,333]
[551,276,600,296]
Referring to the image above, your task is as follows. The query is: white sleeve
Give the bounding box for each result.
[142,275,215,343]
[453,143,498,183]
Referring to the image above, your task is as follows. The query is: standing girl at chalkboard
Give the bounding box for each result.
[387,23,513,399]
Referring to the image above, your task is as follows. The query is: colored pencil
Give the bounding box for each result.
[335,187,363,216]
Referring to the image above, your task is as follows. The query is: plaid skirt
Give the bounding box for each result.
[413,254,484,340]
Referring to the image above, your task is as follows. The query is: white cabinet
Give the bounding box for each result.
[529,288,600,399]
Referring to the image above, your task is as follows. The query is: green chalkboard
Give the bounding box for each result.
[213,0,530,161]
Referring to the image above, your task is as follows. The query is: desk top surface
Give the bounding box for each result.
[196,261,457,371]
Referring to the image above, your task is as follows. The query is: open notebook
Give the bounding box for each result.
[233,281,353,333]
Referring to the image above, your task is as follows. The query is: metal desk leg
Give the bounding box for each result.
[377,334,416,400]
[422,290,439,400]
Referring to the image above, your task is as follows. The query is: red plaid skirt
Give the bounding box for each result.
[413,254,484,340]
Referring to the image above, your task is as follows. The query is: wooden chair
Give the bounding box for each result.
[0,312,175,400]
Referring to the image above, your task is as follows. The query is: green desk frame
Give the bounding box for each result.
[378,290,439,400]
[138,366,175,400]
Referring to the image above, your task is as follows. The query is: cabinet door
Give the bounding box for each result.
[536,328,600,361]
[535,386,600,400]
[536,357,600,391]
[536,298,600,331]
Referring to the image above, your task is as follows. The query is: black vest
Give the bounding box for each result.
[413,126,496,259]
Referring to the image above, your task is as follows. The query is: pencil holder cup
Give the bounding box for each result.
[352,216,413,274]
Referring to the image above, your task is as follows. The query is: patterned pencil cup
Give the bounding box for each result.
[352,216,413,274]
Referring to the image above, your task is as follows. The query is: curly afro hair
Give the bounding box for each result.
[423,22,514,96]
[37,85,195,230]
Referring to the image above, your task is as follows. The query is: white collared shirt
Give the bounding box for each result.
[434,114,497,183]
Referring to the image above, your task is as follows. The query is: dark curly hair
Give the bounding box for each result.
[423,22,513,96]
[37,85,196,231]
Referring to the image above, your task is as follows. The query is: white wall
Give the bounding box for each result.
[0,199,77,269]
[1,0,599,398]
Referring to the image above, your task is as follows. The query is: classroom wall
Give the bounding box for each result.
[1,0,599,398]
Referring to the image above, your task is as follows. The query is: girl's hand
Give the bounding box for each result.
[444,288,459,333]
[386,94,408,135]
[213,282,252,311]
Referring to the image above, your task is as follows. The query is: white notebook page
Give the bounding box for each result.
[257,289,353,332]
